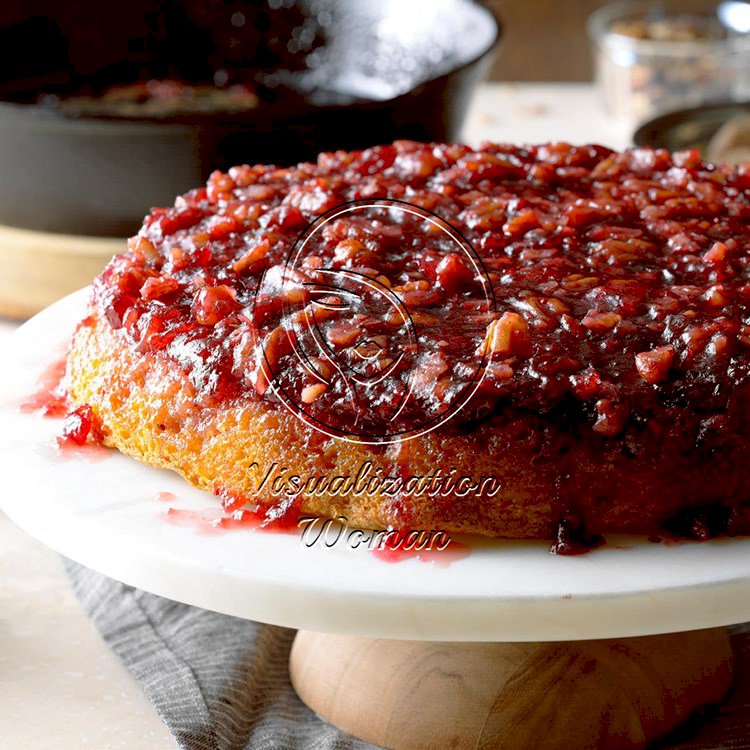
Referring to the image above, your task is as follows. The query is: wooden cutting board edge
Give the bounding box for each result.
[0,224,123,319]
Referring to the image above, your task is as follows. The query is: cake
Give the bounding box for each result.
[65,141,750,549]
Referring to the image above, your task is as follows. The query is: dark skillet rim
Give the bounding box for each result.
[0,2,502,129]
[633,100,750,148]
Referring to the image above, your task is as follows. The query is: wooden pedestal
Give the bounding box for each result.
[290,628,733,750]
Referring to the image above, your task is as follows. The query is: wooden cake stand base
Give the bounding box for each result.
[290,628,733,750]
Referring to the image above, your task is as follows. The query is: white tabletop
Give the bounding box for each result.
[0,82,631,748]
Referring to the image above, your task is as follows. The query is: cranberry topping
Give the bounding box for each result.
[550,513,605,556]
[60,404,103,446]
[657,502,750,541]
[90,141,750,440]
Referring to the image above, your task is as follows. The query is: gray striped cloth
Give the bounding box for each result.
[63,559,374,750]
[63,559,750,750]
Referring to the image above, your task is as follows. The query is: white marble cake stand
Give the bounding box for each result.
[1,289,748,749]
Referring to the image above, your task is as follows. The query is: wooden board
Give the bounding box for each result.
[0,224,121,319]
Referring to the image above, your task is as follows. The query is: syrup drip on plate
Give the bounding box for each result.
[162,499,471,565]
[371,531,470,566]
[164,503,301,535]
[155,491,178,503]
[20,356,68,417]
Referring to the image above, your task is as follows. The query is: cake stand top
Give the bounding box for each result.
[2,289,750,642]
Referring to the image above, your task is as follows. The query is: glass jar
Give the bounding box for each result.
[588,0,750,127]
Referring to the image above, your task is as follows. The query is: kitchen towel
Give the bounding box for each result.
[63,558,750,750]
[62,558,371,750]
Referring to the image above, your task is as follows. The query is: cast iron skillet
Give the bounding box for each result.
[0,0,501,237]
[633,101,750,153]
